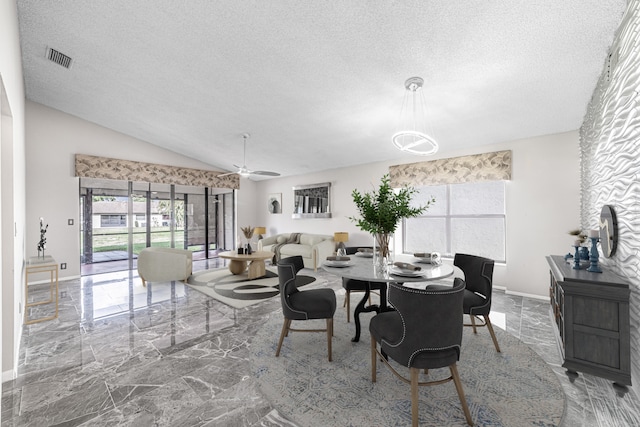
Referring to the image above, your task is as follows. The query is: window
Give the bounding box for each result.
[403,181,506,262]
[100,214,127,227]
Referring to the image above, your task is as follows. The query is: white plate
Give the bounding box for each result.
[390,267,424,277]
[324,260,353,267]
[355,252,373,258]
[414,258,433,264]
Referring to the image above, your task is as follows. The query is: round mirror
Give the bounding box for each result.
[599,205,618,257]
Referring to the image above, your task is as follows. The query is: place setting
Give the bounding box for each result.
[353,247,374,258]
[412,251,442,265]
[389,261,425,277]
[323,255,353,268]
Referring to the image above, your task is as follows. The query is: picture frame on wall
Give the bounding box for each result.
[268,193,282,214]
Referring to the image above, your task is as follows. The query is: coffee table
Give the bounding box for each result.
[218,250,273,279]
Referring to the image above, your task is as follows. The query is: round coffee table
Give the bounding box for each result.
[218,250,273,279]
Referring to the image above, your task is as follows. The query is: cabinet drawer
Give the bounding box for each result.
[573,331,620,369]
[572,296,619,331]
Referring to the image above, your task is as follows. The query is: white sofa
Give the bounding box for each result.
[137,247,193,286]
[261,233,334,271]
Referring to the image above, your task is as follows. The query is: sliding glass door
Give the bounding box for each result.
[80,178,235,275]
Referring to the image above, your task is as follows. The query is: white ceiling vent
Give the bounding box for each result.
[46,47,73,69]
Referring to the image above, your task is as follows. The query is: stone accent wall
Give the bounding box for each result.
[579,0,640,389]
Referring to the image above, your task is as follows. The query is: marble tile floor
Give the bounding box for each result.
[3,261,640,426]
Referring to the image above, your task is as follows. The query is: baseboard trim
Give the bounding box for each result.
[505,289,550,301]
[28,274,81,285]
[2,368,16,383]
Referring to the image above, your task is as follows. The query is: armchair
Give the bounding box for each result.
[454,253,501,352]
[275,256,337,361]
[370,279,472,426]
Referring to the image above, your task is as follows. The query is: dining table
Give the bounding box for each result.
[322,254,454,342]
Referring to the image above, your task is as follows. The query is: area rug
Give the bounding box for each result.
[250,307,565,426]
[186,267,317,309]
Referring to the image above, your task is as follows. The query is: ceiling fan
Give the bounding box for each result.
[217,133,281,178]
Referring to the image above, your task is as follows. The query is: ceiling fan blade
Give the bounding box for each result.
[216,171,237,177]
[250,170,281,176]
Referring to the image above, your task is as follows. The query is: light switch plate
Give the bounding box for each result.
[68,219,74,225]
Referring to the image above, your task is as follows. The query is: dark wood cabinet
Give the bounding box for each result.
[547,255,631,387]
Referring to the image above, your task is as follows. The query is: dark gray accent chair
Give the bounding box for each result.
[454,253,501,352]
[370,279,472,427]
[276,256,337,361]
[341,246,382,322]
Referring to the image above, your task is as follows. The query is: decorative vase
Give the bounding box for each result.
[373,232,392,272]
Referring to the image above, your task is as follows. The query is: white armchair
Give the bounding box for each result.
[137,247,193,286]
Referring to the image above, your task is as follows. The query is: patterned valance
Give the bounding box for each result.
[389,150,512,187]
[75,154,239,189]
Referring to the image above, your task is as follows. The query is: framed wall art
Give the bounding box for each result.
[268,193,282,214]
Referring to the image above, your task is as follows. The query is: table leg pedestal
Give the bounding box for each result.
[228,260,248,275]
[247,260,266,280]
[352,282,390,342]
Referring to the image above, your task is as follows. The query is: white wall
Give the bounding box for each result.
[255,131,581,298]
[25,101,237,279]
[25,97,580,301]
[1,0,28,383]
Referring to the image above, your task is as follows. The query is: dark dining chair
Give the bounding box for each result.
[276,256,337,361]
[454,253,501,352]
[370,279,472,427]
[341,246,382,322]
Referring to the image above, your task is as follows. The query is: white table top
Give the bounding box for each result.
[321,255,453,283]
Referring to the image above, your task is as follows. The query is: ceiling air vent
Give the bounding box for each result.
[46,47,73,69]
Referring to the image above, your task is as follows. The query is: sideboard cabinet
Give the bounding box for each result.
[547,255,631,387]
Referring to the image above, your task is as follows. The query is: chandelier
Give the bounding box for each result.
[392,76,439,155]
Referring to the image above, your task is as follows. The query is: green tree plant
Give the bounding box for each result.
[349,174,433,234]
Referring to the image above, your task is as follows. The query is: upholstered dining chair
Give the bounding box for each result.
[370,279,472,427]
[342,246,382,322]
[454,253,501,352]
[276,256,337,361]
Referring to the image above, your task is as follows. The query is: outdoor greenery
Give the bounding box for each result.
[350,174,434,234]
[91,228,190,254]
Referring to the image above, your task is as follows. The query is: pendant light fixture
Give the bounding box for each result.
[392,76,439,155]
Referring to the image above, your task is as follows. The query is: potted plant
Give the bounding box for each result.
[350,174,433,269]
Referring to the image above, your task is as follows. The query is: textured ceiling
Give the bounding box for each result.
[16,1,626,179]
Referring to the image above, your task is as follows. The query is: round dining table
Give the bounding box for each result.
[322,255,454,342]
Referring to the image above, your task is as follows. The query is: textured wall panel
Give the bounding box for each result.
[75,154,239,189]
[580,0,640,389]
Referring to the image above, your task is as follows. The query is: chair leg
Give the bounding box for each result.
[470,314,478,334]
[450,363,473,426]
[370,335,377,382]
[326,318,333,361]
[141,278,146,287]
[484,315,501,353]
[346,291,351,323]
[411,367,419,427]
[276,318,291,357]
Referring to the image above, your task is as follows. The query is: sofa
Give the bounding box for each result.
[261,233,334,271]
[137,247,193,286]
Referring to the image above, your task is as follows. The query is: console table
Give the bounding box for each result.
[25,255,59,325]
[547,255,631,388]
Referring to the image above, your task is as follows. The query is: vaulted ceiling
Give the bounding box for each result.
[16,1,626,179]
